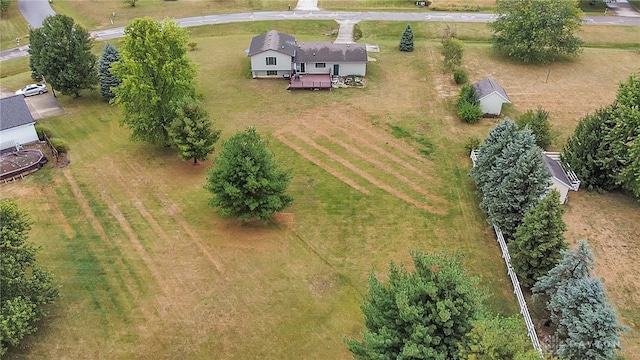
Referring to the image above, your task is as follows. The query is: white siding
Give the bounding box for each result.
[0,124,39,151]
[479,93,509,116]
[250,50,293,78]
[550,178,570,204]
[298,62,366,76]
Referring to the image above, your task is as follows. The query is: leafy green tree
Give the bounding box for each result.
[28,14,98,97]
[515,108,552,149]
[99,43,121,101]
[619,136,640,198]
[508,190,567,288]
[399,24,414,52]
[0,200,59,356]
[205,127,293,221]
[481,129,551,239]
[490,0,583,63]
[552,277,626,360]
[111,18,197,146]
[346,251,481,360]
[441,37,464,71]
[470,118,520,199]
[0,0,11,13]
[459,314,540,360]
[168,97,221,164]
[457,84,482,123]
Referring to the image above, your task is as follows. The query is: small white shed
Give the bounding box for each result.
[0,95,39,151]
[472,78,511,116]
[542,152,580,204]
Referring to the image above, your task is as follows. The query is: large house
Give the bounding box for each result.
[247,30,368,80]
[0,95,39,152]
[472,77,511,116]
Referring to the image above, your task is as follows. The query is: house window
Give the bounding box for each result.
[315,63,326,68]
[266,70,278,76]
[266,57,277,65]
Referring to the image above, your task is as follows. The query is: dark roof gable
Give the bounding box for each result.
[0,95,35,131]
[295,42,367,63]
[247,30,297,57]
[473,77,511,102]
[543,154,573,188]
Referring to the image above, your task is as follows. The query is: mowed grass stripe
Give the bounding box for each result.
[298,120,447,207]
[275,130,372,195]
[52,177,137,331]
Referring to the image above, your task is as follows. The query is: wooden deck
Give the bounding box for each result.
[287,74,332,90]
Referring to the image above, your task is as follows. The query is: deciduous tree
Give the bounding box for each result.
[99,43,121,101]
[441,37,463,71]
[515,108,552,149]
[508,190,567,288]
[204,127,293,221]
[490,0,583,63]
[346,251,481,360]
[0,200,59,356]
[111,18,197,145]
[168,97,221,164]
[28,14,98,97]
[459,314,540,360]
[399,24,414,52]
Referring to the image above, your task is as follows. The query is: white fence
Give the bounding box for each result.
[493,224,544,358]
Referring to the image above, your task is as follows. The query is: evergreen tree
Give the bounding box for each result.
[111,18,197,146]
[480,128,550,239]
[99,43,121,101]
[515,108,552,149]
[399,24,414,52]
[508,190,567,288]
[552,277,626,360]
[470,118,519,199]
[532,240,594,301]
[346,251,481,360]
[28,14,98,97]
[0,200,59,356]
[490,0,583,63]
[204,127,293,221]
[168,97,221,164]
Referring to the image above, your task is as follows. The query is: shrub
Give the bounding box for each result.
[457,84,479,107]
[453,68,468,84]
[464,136,481,152]
[458,102,483,123]
[187,42,197,51]
[353,24,363,41]
[442,37,464,71]
[48,138,69,154]
[34,124,56,140]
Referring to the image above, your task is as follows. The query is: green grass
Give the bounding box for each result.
[0,1,30,50]
[2,19,640,359]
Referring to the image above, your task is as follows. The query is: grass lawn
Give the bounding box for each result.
[0,1,30,50]
[1,19,640,359]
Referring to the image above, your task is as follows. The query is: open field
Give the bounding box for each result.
[0,1,30,50]
[1,20,640,359]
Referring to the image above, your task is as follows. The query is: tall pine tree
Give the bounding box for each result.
[399,24,414,52]
[345,251,481,360]
[168,97,220,164]
[99,43,121,101]
[508,190,567,288]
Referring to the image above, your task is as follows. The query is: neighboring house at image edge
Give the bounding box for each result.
[472,77,511,116]
[0,95,39,152]
[247,30,367,79]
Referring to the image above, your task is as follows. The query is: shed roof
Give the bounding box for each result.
[295,42,367,63]
[473,77,511,103]
[247,30,297,57]
[543,154,573,189]
[0,95,35,131]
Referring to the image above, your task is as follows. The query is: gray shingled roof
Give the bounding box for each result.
[247,30,297,57]
[543,154,573,189]
[0,95,35,131]
[295,42,367,63]
[472,77,511,102]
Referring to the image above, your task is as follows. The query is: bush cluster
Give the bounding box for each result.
[456,84,482,123]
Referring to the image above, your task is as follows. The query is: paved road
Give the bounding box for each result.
[17,0,55,28]
[2,9,640,62]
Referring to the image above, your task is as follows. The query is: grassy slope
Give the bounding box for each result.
[0,1,29,50]
[1,18,639,360]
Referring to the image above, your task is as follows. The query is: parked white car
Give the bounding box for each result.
[15,84,48,97]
